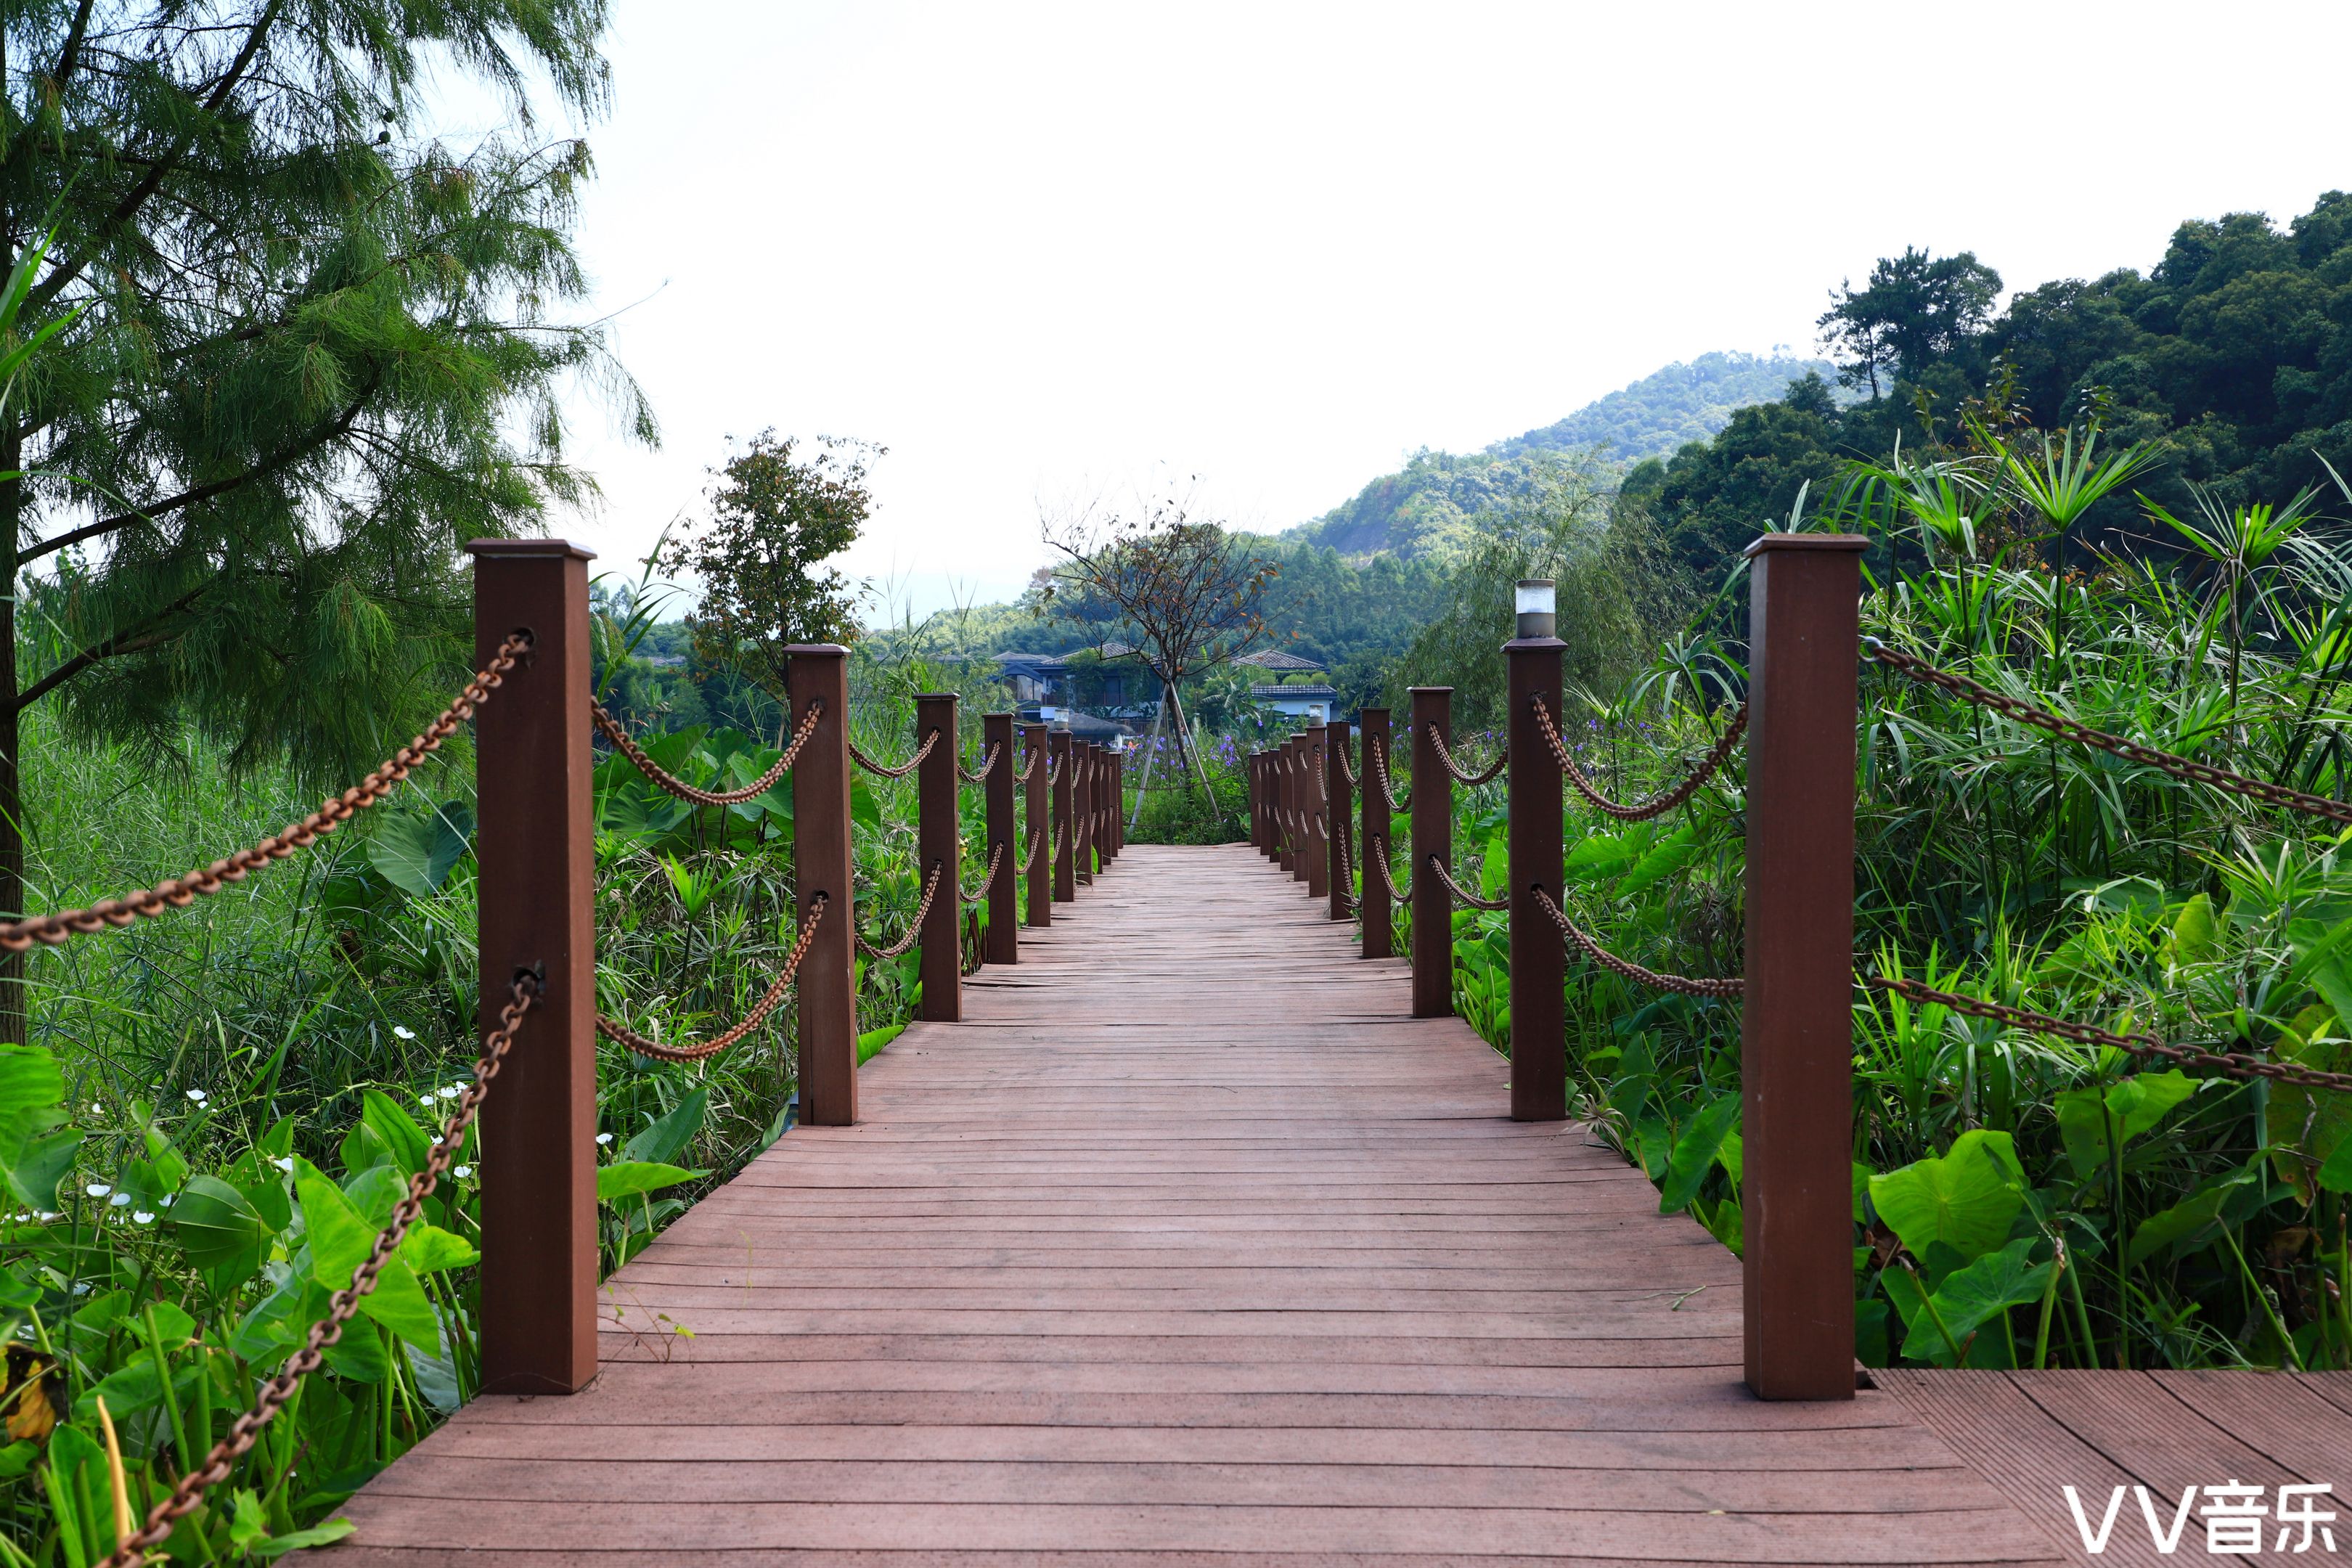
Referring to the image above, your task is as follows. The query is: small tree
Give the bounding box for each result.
[1039,487,1275,817]
[659,433,878,698]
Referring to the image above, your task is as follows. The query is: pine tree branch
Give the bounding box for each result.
[52,0,97,89]
[11,584,205,712]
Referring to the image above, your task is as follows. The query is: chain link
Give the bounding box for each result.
[1425,727,1507,787]
[1366,838,1411,904]
[960,841,1008,905]
[854,865,942,961]
[0,635,530,955]
[1016,748,1042,783]
[1021,825,1046,873]
[1530,887,1745,998]
[594,698,820,807]
[957,743,1002,785]
[1865,973,2352,1093]
[1532,695,1747,822]
[849,729,940,780]
[596,899,826,1061]
[100,975,539,1567]
[1426,854,1511,911]
[1368,736,1412,814]
[1863,638,2352,827]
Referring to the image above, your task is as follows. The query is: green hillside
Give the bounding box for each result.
[1490,350,1835,461]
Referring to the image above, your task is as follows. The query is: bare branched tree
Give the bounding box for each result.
[1039,486,1278,815]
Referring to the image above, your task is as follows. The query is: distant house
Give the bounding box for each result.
[1232,649,1325,678]
[1236,649,1335,724]
[995,652,1073,719]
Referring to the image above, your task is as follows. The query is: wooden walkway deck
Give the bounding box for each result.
[325,844,2345,1564]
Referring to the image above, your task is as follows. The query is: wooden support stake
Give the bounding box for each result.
[917,694,960,1021]
[1358,709,1392,957]
[1286,734,1307,881]
[788,645,858,1127]
[1742,531,1866,1402]
[984,712,1018,965]
[1074,742,1094,886]
[470,539,597,1396]
[1052,727,1076,902]
[1249,753,1267,856]
[1507,632,1566,1122]
[1326,719,1352,922]
[1409,688,1453,1018]
[1022,721,1051,926]
[1108,750,1123,859]
[1304,722,1330,901]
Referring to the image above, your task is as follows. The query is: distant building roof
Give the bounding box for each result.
[995,651,1070,671]
[1056,713,1131,740]
[1233,649,1324,672]
[1096,639,1142,659]
[1252,683,1338,701]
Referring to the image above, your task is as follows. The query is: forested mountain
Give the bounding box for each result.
[1290,352,1830,560]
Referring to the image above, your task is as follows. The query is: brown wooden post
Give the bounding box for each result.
[1287,734,1308,882]
[1256,752,1273,859]
[915,694,961,1021]
[1074,742,1095,886]
[1051,727,1076,901]
[789,645,859,1127]
[1269,751,1288,870]
[1507,584,1567,1123]
[1359,709,1392,957]
[1409,688,1453,1018]
[470,539,597,1395]
[1326,717,1352,923]
[1743,532,1866,1402]
[1109,750,1123,859]
[1303,722,1330,900]
[984,712,1018,965]
[1022,721,1051,926]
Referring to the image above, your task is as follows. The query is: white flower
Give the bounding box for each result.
[272,1157,294,1173]
[595,1133,613,1146]
[108,1192,131,1207]
[132,1211,155,1225]
[438,1085,460,1099]
[158,1194,174,1207]
[392,1025,416,1041]
[184,1088,207,1104]
[89,1103,102,1116]
[84,1183,110,1198]
[452,1165,474,1180]
[419,1095,436,1109]
[36,1212,58,1222]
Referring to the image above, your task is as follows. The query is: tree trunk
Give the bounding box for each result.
[1161,682,1222,820]
[1,425,26,1051]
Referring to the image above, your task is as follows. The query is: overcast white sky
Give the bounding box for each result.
[526,1,2352,618]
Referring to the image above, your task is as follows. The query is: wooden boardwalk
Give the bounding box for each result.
[325,844,2343,1564]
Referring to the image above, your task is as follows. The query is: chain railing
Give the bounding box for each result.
[596,898,827,1061]
[99,974,540,1567]
[1016,748,1042,783]
[1367,840,1411,903]
[1530,886,1744,999]
[854,864,944,960]
[849,729,940,780]
[594,698,820,807]
[0,634,531,954]
[957,743,1002,785]
[1368,736,1410,814]
[1532,694,1747,822]
[1425,727,1506,787]
[1426,854,1509,911]
[1864,637,2352,828]
[960,842,1007,905]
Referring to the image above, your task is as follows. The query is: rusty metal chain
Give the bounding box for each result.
[850,728,940,780]
[855,864,943,960]
[1021,825,1046,873]
[1336,741,1359,789]
[1532,695,1748,822]
[1863,638,2352,828]
[100,975,539,1567]
[1331,811,1355,912]
[593,698,820,807]
[596,898,826,1061]
[1425,727,1507,787]
[1016,748,1041,783]
[1368,736,1412,814]
[958,743,1002,785]
[1530,887,1745,999]
[1426,854,1511,911]
[960,841,1007,905]
[0,635,530,955]
[1366,839,1411,904]
[1865,973,2352,1093]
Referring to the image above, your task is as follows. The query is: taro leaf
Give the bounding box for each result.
[257,1517,356,1558]
[851,780,882,831]
[1921,1235,2051,1362]
[1657,1093,1739,1214]
[293,1158,440,1350]
[2266,1005,2352,1201]
[596,1161,706,1203]
[361,1088,433,1179]
[857,1023,905,1064]
[366,806,473,899]
[2322,1134,2352,1194]
[2054,1070,2197,1180]
[400,1222,478,1275]
[2129,1160,2263,1266]
[1868,1130,2025,1265]
[1564,832,1639,885]
[171,1174,274,1282]
[1478,833,1508,902]
[621,1086,709,1167]
[141,1123,189,1193]
[338,1119,392,1179]
[0,1042,80,1211]
[1615,824,1696,897]
[2168,892,2221,965]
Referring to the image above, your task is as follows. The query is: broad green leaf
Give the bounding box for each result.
[621,1086,709,1167]
[1657,1094,1739,1214]
[171,1174,274,1281]
[1922,1236,2053,1363]
[1477,833,1508,902]
[2055,1070,2198,1180]
[400,1222,478,1275]
[595,1161,705,1202]
[2168,893,2220,965]
[361,1089,433,1178]
[258,1518,356,1557]
[1615,824,1696,897]
[2322,1133,2352,1193]
[2130,1161,2262,1265]
[1869,1130,2025,1264]
[366,805,473,898]
[857,1023,905,1063]
[1564,832,1639,884]
[293,1158,439,1350]
[0,1042,80,1210]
